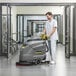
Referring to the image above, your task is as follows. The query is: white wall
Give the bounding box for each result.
[70,6,74,53]
[63,7,65,44]
[17,6,64,15]
[11,6,17,40]
[0,0,76,3]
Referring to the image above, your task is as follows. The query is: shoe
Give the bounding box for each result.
[46,61,50,64]
[50,61,56,65]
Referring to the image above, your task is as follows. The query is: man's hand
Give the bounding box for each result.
[47,34,51,38]
[40,34,48,40]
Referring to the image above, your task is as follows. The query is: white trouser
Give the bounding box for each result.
[46,40,57,62]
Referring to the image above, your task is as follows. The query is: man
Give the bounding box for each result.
[43,12,58,64]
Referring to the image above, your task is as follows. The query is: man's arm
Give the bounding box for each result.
[48,20,57,37]
[48,27,57,37]
[43,28,46,34]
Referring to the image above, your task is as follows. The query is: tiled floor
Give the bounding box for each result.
[0,44,76,76]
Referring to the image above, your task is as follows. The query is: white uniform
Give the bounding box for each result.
[45,19,58,62]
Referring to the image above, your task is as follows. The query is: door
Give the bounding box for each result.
[0,5,2,56]
[2,5,12,58]
[17,16,24,43]
[65,6,71,58]
[73,6,76,55]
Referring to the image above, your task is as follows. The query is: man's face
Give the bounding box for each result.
[46,14,52,20]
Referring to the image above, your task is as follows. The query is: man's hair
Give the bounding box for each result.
[45,12,53,16]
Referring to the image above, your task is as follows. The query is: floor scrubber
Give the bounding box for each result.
[16,34,49,66]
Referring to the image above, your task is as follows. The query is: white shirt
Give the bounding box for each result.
[45,19,58,40]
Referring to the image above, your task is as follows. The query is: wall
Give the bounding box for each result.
[63,7,65,44]
[17,6,64,15]
[70,6,74,53]
[11,6,17,41]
